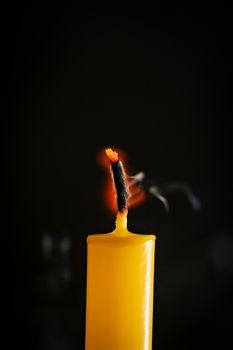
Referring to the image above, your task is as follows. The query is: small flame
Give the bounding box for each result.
[97,148,147,213]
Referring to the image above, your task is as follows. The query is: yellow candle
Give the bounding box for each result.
[85,149,156,350]
[85,213,156,350]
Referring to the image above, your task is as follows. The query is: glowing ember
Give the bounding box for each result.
[105,148,119,163]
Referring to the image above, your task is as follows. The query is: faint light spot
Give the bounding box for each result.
[59,236,71,254]
[42,234,53,257]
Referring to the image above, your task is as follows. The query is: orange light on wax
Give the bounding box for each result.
[85,149,156,350]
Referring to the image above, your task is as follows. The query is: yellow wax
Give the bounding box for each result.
[85,212,156,350]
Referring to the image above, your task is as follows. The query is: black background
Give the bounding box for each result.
[4,4,233,350]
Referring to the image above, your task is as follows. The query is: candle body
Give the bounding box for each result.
[85,229,156,350]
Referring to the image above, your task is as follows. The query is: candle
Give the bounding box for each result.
[85,149,156,350]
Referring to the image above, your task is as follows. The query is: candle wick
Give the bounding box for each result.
[105,148,129,213]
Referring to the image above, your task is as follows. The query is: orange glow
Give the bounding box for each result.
[97,148,147,213]
[128,186,147,209]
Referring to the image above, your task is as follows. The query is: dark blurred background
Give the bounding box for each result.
[4,3,233,350]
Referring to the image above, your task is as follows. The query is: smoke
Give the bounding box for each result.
[128,172,201,212]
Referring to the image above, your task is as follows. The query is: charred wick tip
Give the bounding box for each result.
[111,160,129,213]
